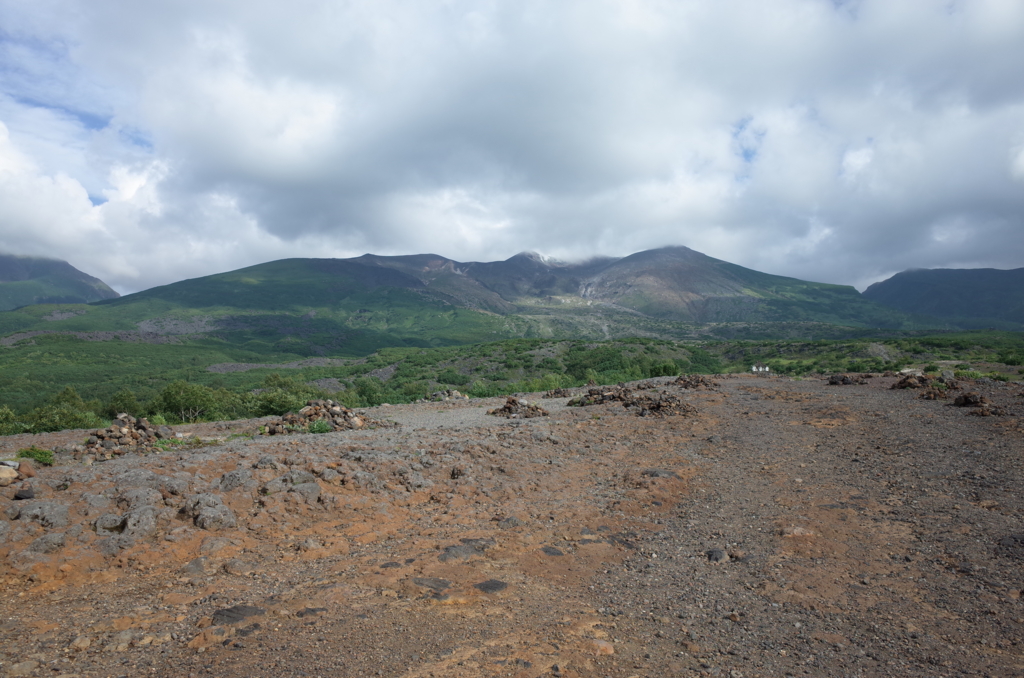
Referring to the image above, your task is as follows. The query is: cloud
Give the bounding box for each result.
[0,0,1022,293]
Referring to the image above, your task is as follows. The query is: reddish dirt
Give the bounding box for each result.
[1,374,1023,677]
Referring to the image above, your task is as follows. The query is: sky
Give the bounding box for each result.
[0,0,1023,295]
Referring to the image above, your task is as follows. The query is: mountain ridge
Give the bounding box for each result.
[863,267,1024,328]
[0,253,120,311]
[0,245,944,360]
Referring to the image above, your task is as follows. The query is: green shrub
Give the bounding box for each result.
[149,413,167,425]
[105,387,142,418]
[954,370,984,380]
[0,405,27,436]
[17,446,54,466]
[354,377,387,407]
[248,388,306,417]
[158,380,217,423]
[307,419,331,434]
[25,404,104,433]
[437,368,470,386]
[922,364,940,374]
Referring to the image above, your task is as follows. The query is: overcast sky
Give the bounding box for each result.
[1,0,1023,294]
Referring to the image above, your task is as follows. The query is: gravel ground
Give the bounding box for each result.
[0,375,1022,677]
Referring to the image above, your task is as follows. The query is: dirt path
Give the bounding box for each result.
[0,375,1022,677]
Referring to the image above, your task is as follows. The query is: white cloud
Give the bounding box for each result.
[0,0,1022,294]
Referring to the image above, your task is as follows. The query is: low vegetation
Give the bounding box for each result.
[0,331,1020,434]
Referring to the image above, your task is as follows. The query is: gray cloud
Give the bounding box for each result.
[0,0,1022,294]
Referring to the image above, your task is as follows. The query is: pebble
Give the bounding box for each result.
[706,548,728,563]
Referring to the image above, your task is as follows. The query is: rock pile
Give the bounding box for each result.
[624,393,698,418]
[486,397,549,419]
[542,388,575,399]
[568,386,639,407]
[892,375,932,390]
[828,374,868,386]
[426,389,469,402]
[261,400,388,436]
[568,385,697,417]
[80,414,175,459]
[952,391,1006,416]
[0,460,34,487]
[674,375,719,390]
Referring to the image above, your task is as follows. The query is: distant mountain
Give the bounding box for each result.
[353,246,919,326]
[0,246,933,358]
[863,267,1024,328]
[0,254,119,310]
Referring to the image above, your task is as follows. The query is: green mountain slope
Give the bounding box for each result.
[863,268,1024,329]
[0,254,119,310]
[0,247,937,361]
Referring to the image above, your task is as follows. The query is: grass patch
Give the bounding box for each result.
[16,446,54,466]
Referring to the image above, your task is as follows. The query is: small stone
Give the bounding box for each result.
[13,487,35,500]
[69,635,92,651]
[706,548,728,563]
[17,461,36,478]
[591,639,615,655]
[0,466,18,486]
[540,546,565,556]
[223,559,256,576]
[780,526,815,538]
[105,629,136,652]
[7,660,39,676]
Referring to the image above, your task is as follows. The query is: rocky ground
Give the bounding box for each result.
[1,374,1023,678]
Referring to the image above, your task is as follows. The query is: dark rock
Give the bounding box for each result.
[541,546,565,556]
[641,469,678,478]
[474,579,509,594]
[13,488,35,500]
[438,539,493,562]
[706,548,728,563]
[412,577,451,592]
[212,605,266,626]
[95,513,126,534]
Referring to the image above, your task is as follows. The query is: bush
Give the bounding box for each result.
[248,388,306,417]
[16,446,54,466]
[308,419,331,434]
[25,405,104,433]
[354,377,387,407]
[106,387,142,418]
[0,405,27,436]
[922,364,940,374]
[437,368,470,386]
[158,380,217,423]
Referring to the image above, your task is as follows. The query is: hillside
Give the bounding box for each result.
[0,246,929,363]
[0,254,119,310]
[863,267,1024,329]
[356,246,921,327]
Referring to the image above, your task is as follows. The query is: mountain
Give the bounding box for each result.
[354,246,919,326]
[0,254,120,310]
[863,267,1024,329]
[0,246,930,360]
